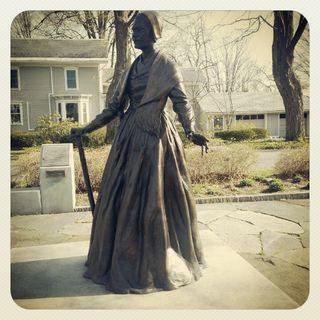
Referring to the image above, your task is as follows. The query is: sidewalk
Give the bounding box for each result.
[11,200,309,309]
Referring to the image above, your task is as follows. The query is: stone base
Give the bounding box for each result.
[11,188,41,216]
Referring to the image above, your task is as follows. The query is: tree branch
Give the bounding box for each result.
[289,15,308,51]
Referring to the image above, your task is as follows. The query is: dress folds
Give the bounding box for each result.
[83,50,206,294]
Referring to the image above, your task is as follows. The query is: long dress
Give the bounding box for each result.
[83,50,206,294]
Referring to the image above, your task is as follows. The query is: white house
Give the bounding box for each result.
[11,38,206,133]
[11,38,109,132]
[199,92,310,137]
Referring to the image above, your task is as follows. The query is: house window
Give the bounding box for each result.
[280,113,286,119]
[213,115,223,130]
[11,68,20,89]
[65,68,78,90]
[66,103,79,121]
[11,103,23,125]
[236,114,265,120]
[304,112,308,119]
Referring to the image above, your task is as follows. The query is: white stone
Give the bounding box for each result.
[40,166,75,214]
[216,233,261,255]
[261,230,302,257]
[209,216,262,235]
[197,209,230,224]
[40,143,76,214]
[11,188,41,215]
[40,143,73,167]
[274,248,309,269]
[228,210,303,234]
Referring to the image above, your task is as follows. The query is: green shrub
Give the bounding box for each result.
[275,147,309,177]
[292,174,303,183]
[251,128,269,139]
[267,179,284,192]
[83,128,107,148]
[35,113,78,144]
[252,175,265,182]
[215,127,269,142]
[215,129,254,141]
[239,178,254,187]
[11,131,40,150]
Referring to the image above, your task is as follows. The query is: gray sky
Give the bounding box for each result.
[159,11,274,68]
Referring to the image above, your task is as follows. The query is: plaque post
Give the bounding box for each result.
[39,143,76,214]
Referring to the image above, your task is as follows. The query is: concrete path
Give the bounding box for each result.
[11,200,309,309]
[12,231,297,309]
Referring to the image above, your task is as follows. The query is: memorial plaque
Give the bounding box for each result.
[46,170,65,177]
[40,144,73,167]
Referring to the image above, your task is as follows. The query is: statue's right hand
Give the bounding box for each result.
[70,127,84,136]
[68,127,85,141]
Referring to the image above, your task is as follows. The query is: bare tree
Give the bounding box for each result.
[294,24,309,94]
[104,11,138,142]
[11,11,33,38]
[272,11,308,141]
[208,41,269,129]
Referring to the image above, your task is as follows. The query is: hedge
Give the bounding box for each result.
[215,128,268,141]
[11,113,108,150]
[11,131,40,149]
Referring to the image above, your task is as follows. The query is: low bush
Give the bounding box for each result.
[35,113,77,144]
[11,131,40,149]
[11,150,40,187]
[275,147,309,177]
[292,174,303,183]
[84,128,107,148]
[252,175,265,182]
[11,114,109,150]
[74,146,111,192]
[239,178,254,187]
[267,179,284,192]
[186,144,257,183]
[251,128,269,139]
[215,127,268,141]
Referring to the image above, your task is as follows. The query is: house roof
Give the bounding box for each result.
[11,39,108,61]
[199,91,310,114]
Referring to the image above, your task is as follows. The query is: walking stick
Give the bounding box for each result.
[72,135,95,216]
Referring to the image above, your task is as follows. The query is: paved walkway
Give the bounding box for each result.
[11,200,309,309]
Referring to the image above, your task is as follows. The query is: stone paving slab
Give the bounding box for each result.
[274,248,309,269]
[260,230,303,257]
[12,230,298,309]
[227,210,303,234]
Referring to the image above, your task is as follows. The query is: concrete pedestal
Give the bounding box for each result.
[40,144,75,214]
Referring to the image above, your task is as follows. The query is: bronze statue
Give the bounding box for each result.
[71,11,208,294]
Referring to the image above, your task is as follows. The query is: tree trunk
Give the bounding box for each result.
[272,11,306,141]
[105,11,132,143]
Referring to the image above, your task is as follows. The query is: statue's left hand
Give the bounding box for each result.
[188,132,209,154]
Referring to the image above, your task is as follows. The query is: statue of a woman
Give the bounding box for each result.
[71,11,208,294]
